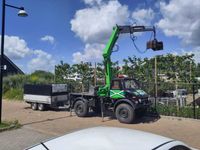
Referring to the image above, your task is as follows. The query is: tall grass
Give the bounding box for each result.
[3,70,54,100]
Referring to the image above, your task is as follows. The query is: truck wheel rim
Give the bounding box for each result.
[119,109,128,118]
[77,104,83,114]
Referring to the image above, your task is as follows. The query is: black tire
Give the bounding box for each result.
[74,100,88,117]
[115,103,135,124]
[31,103,38,110]
[38,103,46,111]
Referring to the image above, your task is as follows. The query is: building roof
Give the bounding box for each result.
[0,55,24,74]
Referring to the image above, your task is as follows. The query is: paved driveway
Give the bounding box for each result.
[1,100,200,149]
[0,126,51,150]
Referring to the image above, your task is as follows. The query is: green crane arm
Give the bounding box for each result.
[98,25,162,97]
[103,26,119,89]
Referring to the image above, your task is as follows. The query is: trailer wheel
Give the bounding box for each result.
[115,103,135,124]
[74,100,88,117]
[31,103,38,110]
[38,103,46,111]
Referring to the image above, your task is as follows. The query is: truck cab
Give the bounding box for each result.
[110,78,148,100]
[109,77,151,123]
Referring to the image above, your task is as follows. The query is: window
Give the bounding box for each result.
[111,81,121,89]
[124,80,139,89]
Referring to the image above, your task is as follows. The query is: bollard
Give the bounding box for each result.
[192,84,196,119]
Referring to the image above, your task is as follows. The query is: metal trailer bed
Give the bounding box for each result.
[24,84,69,111]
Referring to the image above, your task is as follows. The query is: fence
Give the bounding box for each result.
[141,82,200,119]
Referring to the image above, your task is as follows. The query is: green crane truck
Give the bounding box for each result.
[70,25,163,124]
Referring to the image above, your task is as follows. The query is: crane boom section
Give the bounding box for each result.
[103,27,119,88]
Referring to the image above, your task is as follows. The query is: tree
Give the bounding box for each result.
[55,61,71,83]
[29,70,54,84]
[71,62,93,91]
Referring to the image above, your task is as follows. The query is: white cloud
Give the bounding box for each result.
[83,0,102,6]
[1,35,56,72]
[28,50,56,72]
[41,35,55,44]
[157,0,200,46]
[71,0,129,63]
[73,43,104,63]
[70,0,129,44]
[0,35,31,59]
[132,8,155,25]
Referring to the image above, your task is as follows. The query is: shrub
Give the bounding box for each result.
[3,70,54,100]
[3,88,23,100]
[155,104,200,119]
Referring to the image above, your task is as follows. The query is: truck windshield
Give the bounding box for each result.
[124,80,139,89]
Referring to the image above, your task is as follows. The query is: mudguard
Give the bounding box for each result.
[113,99,135,111]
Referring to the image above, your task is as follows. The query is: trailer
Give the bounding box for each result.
[24,84,69,111]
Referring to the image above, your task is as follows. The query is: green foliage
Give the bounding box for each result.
[3,70,54,100]
[3,53,200,101]
[55,61,94,92]
[156,104,200,119]
[3,88,23,100]
[28,70,54,84]
[3,74,27,93]
[55,61,71,83]
[96,62,104,79]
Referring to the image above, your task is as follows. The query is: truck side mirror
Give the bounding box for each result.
[147,39,163,51]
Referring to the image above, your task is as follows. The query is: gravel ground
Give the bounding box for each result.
[2,100,200,149]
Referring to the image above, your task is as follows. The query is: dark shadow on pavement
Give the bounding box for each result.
[22,115,74,126]
[23,107,160,124]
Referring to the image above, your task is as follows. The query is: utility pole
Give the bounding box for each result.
[174,56,179,110]
[190,61,192,82]
[0,0,28,123]
[154,56,157,108]
[94,62,97,86]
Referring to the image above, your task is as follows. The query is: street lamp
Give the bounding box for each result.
[0,0,28,123]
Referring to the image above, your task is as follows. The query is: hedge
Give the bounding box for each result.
[155,104,200,119]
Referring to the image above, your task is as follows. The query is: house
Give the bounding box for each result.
[0,55,24,76]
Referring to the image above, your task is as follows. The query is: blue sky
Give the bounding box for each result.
[1,0,200,73]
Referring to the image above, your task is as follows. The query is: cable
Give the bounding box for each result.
[129,27,156,54]
[149,31,154,41]
[129,33,147,54]
[112,44,119,53]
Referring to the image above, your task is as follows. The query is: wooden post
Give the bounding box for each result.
[154,56,157,108]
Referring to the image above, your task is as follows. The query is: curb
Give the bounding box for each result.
[0,124,18,132]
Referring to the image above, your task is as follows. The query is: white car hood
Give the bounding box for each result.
[28,127,179,150]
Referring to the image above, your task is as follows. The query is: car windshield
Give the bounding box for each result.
[124,80,139,89]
